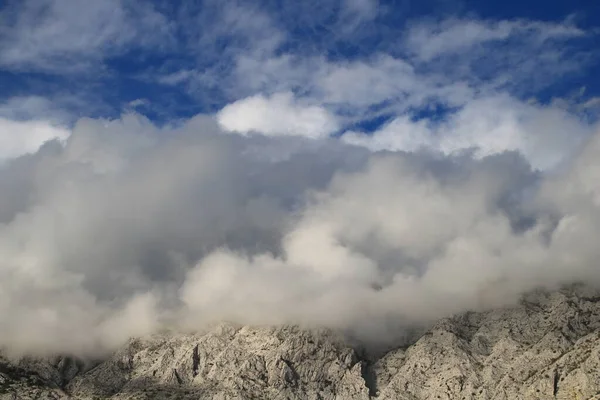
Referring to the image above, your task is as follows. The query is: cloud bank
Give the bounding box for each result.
[0,107,598,357]
[1,0,600,358]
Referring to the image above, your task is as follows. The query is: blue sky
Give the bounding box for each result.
[0,0,600,168]
[1,0,598,127]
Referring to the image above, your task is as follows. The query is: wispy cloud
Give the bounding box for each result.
[2,1,593,128]
[404,17,585,62]
[148,4,595,149]
[0,0,173,73]
[343,94,593,170]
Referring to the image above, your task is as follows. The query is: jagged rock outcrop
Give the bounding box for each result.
[0,358,70,399]
[2,285,600,399]
[66,324,369,400]
[371,286,600,399]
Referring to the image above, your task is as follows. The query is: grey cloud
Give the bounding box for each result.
[1,111,600,356]
[0,113,368,355]
[1,0,600,360]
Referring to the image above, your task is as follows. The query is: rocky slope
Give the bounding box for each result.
[2,285,600,399]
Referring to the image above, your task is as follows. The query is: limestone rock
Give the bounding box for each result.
[67,324,370,400]
[374,286,600,399]
[1,285,600,399]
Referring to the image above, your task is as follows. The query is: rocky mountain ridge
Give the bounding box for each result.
[2,285,600,399]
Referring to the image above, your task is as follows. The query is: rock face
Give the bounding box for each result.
[2,286,600,399]
[66,325,369,400]
[371,286,600,400]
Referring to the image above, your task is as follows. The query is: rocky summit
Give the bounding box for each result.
[2,286,600,400]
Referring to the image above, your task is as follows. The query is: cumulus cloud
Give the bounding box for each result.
[179,127,600,346]
[217,92,340,138]
[343,94,593,170]
[2,0,600,359]
[0,118,70,161]
[0,105,599,356]
[0,113,369,355]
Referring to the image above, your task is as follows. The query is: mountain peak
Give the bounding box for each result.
[1,285,600,399]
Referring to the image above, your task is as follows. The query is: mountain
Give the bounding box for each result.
[2,285,600,399]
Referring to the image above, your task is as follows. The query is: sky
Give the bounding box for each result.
[1,0,600,356]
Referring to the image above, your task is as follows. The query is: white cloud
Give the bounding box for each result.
[0,0,172,72]
[317,55,421,108]
[217,92,340,138]
[0,110,600,355]
[157,70,196,86]
[0,113,368,355]
[0,95,78,125]
[405,17,584,62]
[1,2,600,357]
[162,10,593,154]
[0,118,70,161]
[179,137,600,342]
[343,94,594,170]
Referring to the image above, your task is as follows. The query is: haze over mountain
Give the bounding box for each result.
[1,285,600,399]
